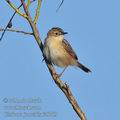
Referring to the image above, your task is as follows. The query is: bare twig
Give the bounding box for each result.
[56,0,65,12]
[27,0,31,9]
[0,28,33,35]
[0,4,22,41]
[34,0,42,24]
[5,0,28,18]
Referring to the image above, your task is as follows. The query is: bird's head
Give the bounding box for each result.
[47,27,68,41]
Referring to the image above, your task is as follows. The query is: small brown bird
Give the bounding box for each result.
[43,27,91,77]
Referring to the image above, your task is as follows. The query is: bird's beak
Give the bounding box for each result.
[63,32,68,35]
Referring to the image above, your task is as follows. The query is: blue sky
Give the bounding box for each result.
[0,0,120,120]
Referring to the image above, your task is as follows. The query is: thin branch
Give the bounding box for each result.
[56,0,65,12]
[0,4,22,41]
[0,28,33,35]
[27,0,31,9]
[34,0,42,24]
[20,0,87,120]
[5,0,28,19]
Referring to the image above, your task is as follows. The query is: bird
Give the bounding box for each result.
[43,27,91,77]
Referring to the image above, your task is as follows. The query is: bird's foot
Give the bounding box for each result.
[53,72,62,79]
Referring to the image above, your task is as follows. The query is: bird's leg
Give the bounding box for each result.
[58,66,68,77]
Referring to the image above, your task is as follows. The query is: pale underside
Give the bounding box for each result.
[43,37,78,67]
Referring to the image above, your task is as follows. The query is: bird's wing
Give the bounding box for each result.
[62,39,78,60]
[43,38,51,64]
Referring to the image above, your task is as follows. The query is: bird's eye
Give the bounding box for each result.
[55,33,58,35]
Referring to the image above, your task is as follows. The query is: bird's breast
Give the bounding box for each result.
[48,40,72,67]
[49,40,65,59]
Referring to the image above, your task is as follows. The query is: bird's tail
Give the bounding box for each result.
[77,62,91,73]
